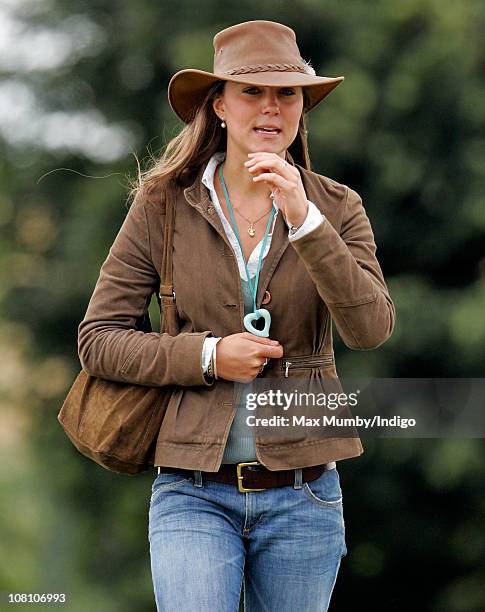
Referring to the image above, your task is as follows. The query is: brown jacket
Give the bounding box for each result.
[78,162,395,471]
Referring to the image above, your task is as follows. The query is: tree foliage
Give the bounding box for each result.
[1,1,484,610]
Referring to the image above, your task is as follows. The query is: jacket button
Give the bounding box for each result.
[262,290,271,305]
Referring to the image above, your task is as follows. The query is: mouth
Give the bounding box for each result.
[253,127,281,136]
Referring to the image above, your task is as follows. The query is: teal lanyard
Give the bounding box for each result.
[219,163,275,314]
[219,162,275,337]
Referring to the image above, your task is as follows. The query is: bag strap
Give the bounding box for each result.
[158,179,180,336]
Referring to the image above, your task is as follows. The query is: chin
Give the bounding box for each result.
[248,143,288,155]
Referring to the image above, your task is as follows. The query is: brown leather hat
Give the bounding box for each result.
[168,20,344,123]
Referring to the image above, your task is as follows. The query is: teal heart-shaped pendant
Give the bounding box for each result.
[244,308,271,337]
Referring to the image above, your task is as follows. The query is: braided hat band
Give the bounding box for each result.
[224,62,314,76]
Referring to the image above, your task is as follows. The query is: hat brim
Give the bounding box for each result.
[168,69,344,123]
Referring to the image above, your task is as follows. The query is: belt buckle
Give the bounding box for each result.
[236,461,266,493]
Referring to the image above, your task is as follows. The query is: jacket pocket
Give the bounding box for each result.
[281,353,335,378]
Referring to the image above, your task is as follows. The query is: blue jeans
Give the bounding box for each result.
[148,466,347,612]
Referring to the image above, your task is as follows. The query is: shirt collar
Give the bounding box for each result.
[201,151,226,191]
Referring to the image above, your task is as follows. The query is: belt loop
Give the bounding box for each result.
[293,468,303,489]
[193,470,203,487]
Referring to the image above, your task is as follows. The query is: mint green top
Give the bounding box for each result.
[221,278,258,463]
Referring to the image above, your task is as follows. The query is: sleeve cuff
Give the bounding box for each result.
[287,200,326,241]
[201,336,222,374]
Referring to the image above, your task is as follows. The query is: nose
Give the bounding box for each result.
[261,90,280,114]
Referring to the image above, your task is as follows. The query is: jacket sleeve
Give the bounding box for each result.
[290,186,395,350]
[78,195,214,387]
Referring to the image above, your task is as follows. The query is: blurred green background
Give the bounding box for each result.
[1,1,484,611]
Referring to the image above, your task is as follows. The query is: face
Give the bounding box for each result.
[212,81,304,157]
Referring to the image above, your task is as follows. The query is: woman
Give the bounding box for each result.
[78,20,395,612]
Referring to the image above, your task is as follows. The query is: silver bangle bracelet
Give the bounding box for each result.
[212,346,218,380]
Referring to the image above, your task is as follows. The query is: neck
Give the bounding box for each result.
[220,145,286,201]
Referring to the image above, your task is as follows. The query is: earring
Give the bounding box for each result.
[221,119,226,128]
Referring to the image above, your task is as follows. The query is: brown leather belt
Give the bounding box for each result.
[157,461,333,493]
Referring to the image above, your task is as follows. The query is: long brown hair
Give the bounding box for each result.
[130,81,311,203]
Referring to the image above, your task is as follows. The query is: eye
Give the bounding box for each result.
[242,86,296,97]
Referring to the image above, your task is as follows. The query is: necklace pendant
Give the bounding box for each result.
[248,224,255,238]
[244,309,271,337]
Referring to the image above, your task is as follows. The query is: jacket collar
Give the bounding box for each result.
[182,163,231,248]
[183,163,213,215]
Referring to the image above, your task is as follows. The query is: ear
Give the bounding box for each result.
[212,95,225,119]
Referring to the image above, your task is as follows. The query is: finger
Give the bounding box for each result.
[246,153,283,169]
[246,161,291,177]
[253,356,269,367]
[246,162,270,174]
[252,172,294,190]
[247,152,281,160]
[243,332,280,345]
[246,154,291,168]
[257,344,284,358]
[250,155,299,174]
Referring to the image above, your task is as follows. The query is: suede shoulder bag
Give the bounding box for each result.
[57,185,179,475]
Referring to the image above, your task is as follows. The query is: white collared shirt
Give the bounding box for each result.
[200,151,326,373]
